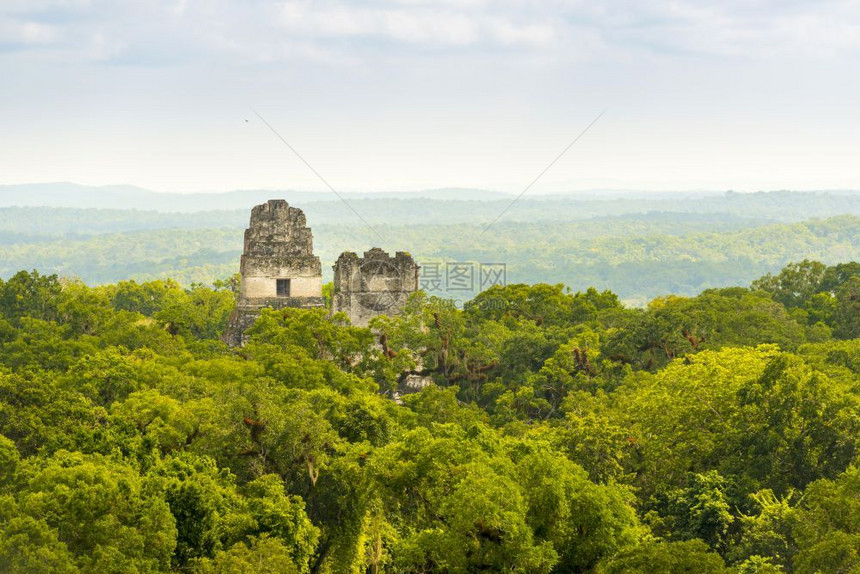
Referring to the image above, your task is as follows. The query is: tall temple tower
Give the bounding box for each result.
[223,200,324,346]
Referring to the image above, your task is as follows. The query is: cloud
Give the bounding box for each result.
[1,0,859,65]
[581,1,860,59]
[276,2,552,49]
[0,19,60,48]
[490,18,555,46]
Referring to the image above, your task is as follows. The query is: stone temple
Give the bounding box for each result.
[223,200,324,346]
[223,200,418,345]
[332,248,420,327]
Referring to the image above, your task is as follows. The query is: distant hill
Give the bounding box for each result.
[0,183,511,211]
[2,184,860,225]
[1,184,859,303]
[1,209,858,304]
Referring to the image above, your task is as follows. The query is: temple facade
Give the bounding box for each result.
[223,200,324,346]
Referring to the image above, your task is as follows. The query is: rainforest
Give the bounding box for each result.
[1,259,859,573]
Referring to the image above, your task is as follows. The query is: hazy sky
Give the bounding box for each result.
[2,0,859,193]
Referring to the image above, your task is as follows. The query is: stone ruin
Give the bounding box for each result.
[223,200,418,345]
[332,248,420,327]
[223,199,324,346]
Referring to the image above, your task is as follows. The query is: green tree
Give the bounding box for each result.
[193,535,300,574]
[596,539,728,573]
[370,425,557,573]
[649,471,735,553]
[832,276,860,339]
[791,466,860,574]
[515,446,641,571]
[16,451,176,571]
[0,434,19,485]
[155,284,235,340]
[149,452,318,571]
[0,270,63,326]
[0,500,79,574]
[729,490,795,569]
[751,260,827,308]
[108,278,182,316]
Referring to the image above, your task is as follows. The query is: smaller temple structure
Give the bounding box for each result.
[223,200,324,346]
[332,248,419,327]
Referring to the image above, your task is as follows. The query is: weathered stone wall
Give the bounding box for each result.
[223,200,324,346]
[239,199,322,301]
[332,248,419,327]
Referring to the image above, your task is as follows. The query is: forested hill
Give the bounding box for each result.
[0,183,510,210]
[0,260,859,572]
[3,183,860,220]
[1,211,858,304]
[3,185,860,222]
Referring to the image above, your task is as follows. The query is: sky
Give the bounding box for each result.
[1,0,859,194]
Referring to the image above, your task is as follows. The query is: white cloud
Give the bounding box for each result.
[277,2,545,48]
[2,0,859,64]
[88,28,126,61]
[0,16,64,50]
[21,21,59,44]
[590,0,860,59]
[489,18,555,46]
[382,10,479,45]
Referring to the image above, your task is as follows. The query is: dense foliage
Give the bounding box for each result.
[0,261,859,572]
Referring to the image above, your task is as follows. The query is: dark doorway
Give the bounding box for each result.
[276,278,291,297]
